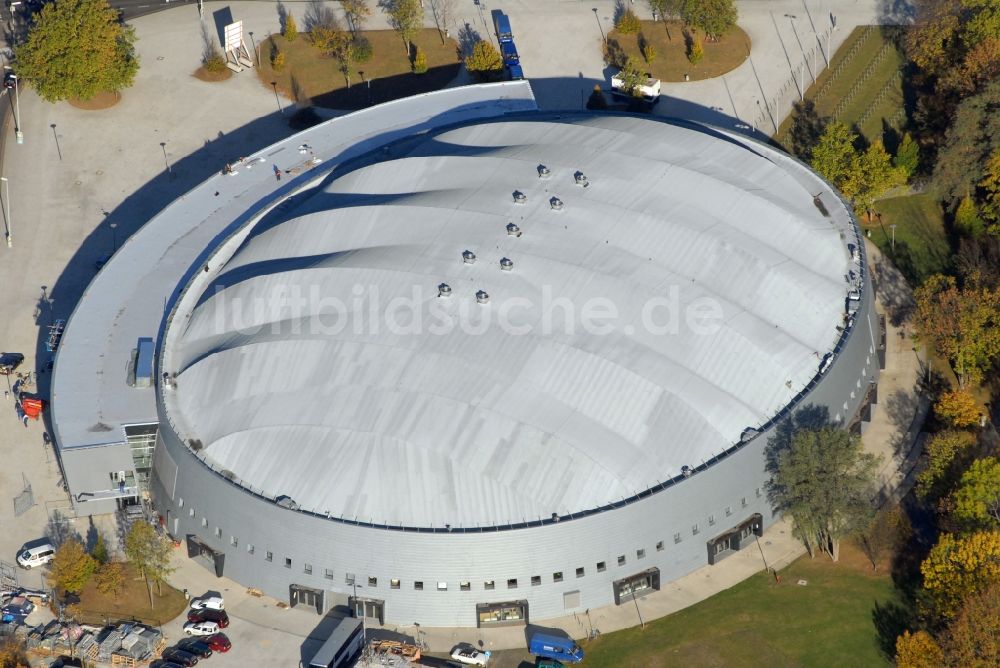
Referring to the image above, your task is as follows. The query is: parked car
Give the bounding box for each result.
[187,608,229,628]
[176,638,213,658]
[205,632,231,652]
[51,658,84,668]
[182,621,219,636]
[149,662,185,668]
[160,648,199,666]
[16,542,55,569]
[189,595,224,611]
[450,645,491,666]
[535,659,566,668]
[0,352,24,375]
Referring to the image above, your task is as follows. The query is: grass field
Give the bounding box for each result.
[606,21,750,82]
[578,544,899,668]
[864,193,950,285]
[70,562,188,627]
[258,29,461,110]
[778,26,906,147]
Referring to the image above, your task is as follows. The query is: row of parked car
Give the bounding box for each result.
[154,596,231,667]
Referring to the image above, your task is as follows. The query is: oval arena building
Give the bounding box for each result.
[51,83,880,629]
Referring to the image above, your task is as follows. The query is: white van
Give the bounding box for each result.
[16,543,55,569]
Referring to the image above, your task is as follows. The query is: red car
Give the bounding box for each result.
[186,609,229,628]
[205,633,231,653]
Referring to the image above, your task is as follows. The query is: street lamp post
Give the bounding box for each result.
[890,224,897,252]
[4,67,22,144]
[592,8,606,44]
[1,176,11,248]
[270,81,283,114]
[248,31,259,67]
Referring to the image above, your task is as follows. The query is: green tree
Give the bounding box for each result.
[464,40,503,80]
[913,274,1000,388]
[123,521,175,608]
[617,56,647,98]
[647,0,681,24]
[767,426,880,561]
[642,42,657,64]
[953,458,1000,531]
[916,430,978,500]
[13,0,138,102]
[378,0,423,55]
[679,0,737,40]
[979,148,1000,224]
[894,132,920,179]
[341,0,371,34]
[810,121,857,191]
[412,46,428,74]
[920,530,1000,619]
[91,532,109,565]
[283,12,298,41]
[94,561,125,596]
[310,20,356,86]
[955,194,986,237]
[932,81,1000,202]
[841,139,907,220]
[49,539,97,594]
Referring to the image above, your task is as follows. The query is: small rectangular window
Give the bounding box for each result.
[596,561,606,572]
[553,572,563,583]
[617,555,626,566]
[391,579,401,589]
[755,487,762,498]
[247,544,255,555]
[215,527,222,538]
[656,541,664,552]
[437,582,447,591]
[265,551,273,562]
[414,581,424,591]
[637,549,645,559]
[345,573,355,585]
[201,518,208,527]
[460,581,470,591]
[673,533,682,544]
[178,498,184,508]
[230,536,238,547]
[325,569,334,580]
[507,578,518,589]
[368,576,377,587]
[484,580,495,590]
[725,505,733,516]
[304,563,312,575]
[692,524,700,535]
[741,497,748,508]
[531,575,541,586]
[709,514,716,526]
[576,567,585,578]
[284,557,292,568]
[189,508,195,517]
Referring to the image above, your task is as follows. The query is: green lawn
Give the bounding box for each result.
[578,545,901,667]
[865,193,950,285]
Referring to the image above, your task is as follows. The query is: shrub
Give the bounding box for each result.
[271,49,285,72]
[465,40,503,80]
[955,195,986,238]
[688,34,704,64]
[894,132,920,179]
[412,46,428,74]
[283,13,298,41]
[642,43,657,64]
[615,9,642,34]
[352,36,373,63]
[204,52,226,74]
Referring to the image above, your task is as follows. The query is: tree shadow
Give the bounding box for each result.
[763,404,831,476]
[612,0,628,24]
[303,0,337,32]
[47,509,81,548]
[786,99,826,161]
[884,388,920,458]
[871,599,915,658]
[84,516,100,552]
[199,19,219,63]
[457,21,481,58]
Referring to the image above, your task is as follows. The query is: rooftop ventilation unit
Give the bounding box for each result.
[476,290,490,304]
[574,171,589,187]
[550,196,564,211]
[537,165,551,179]
[500,257,513,271]
[513,190,527,204]
[681,465,692,478]
[438,283,453,298]
[506,222,522,237]
[462,250,477,264]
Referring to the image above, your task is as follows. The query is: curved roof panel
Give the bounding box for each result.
[164,115,854,527]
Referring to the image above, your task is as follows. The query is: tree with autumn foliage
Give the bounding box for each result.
[858,505,910,573]
[913,274,1000,388]
[49,538,97,594]
[840,139,907,220]
[941,582,1000,666]
[934,389,982,428]
[810,121,857,191]
[952,458,1000,531]
[920,530,1000,619]
[0,639,29,668]
[464,40,503,80]
[895,630,944,668]
[916,429,977,500]
[95,561,126,596]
